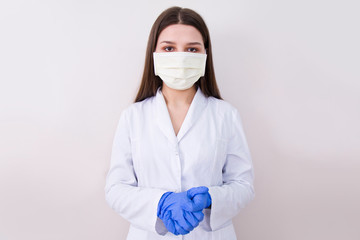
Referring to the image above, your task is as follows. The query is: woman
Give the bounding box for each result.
[105,6,255,240]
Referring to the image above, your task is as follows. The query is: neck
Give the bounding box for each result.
[161,84,197,107]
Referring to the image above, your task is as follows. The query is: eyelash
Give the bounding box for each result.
[164,46,198,52]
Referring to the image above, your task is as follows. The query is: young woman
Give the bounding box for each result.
[105,6,255,240]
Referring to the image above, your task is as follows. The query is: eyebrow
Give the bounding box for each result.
[159,41,203,46]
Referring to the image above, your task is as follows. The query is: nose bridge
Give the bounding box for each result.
[173,41,202,53]
[175,46,189,53]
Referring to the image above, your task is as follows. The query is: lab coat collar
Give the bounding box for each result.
[155,86,208,144]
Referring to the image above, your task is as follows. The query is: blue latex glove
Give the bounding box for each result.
[157,186,210,235]
[161,208,204,235]
[187,187,212,211]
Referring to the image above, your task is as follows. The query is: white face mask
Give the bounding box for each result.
[153,51,207,90]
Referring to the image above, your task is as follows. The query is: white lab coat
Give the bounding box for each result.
[105,86,255,240]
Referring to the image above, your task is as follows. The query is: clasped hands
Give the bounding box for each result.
[157,186,212,235]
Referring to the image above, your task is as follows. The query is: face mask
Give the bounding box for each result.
[153,51,207,90]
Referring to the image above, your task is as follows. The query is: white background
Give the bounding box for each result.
[1,0,359,239]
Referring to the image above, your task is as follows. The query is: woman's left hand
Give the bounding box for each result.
[187,186,212,211]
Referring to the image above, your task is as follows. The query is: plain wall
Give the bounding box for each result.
[0,0,359,239]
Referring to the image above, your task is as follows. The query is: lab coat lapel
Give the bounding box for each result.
[176,87,208,142]
[155,88,177,145]
[155,86,208,144]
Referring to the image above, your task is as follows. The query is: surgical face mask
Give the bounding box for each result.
[153,51,207,90]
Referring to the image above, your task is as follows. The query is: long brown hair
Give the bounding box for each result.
[134,6,222,102]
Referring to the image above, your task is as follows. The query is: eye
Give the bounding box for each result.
[164,46,174,52]
[187,48,198,52]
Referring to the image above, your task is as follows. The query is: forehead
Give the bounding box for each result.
[157,24,203,44]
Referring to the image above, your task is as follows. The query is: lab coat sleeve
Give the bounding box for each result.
[104,108,168,235]
[207,108,255,231]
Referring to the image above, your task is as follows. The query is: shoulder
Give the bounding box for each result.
[120,95,155,119]
[207,96,240,120]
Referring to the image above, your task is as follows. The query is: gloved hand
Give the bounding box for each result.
[157,186,211,235]
[187,187,212,211]
[161,206,204,235]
